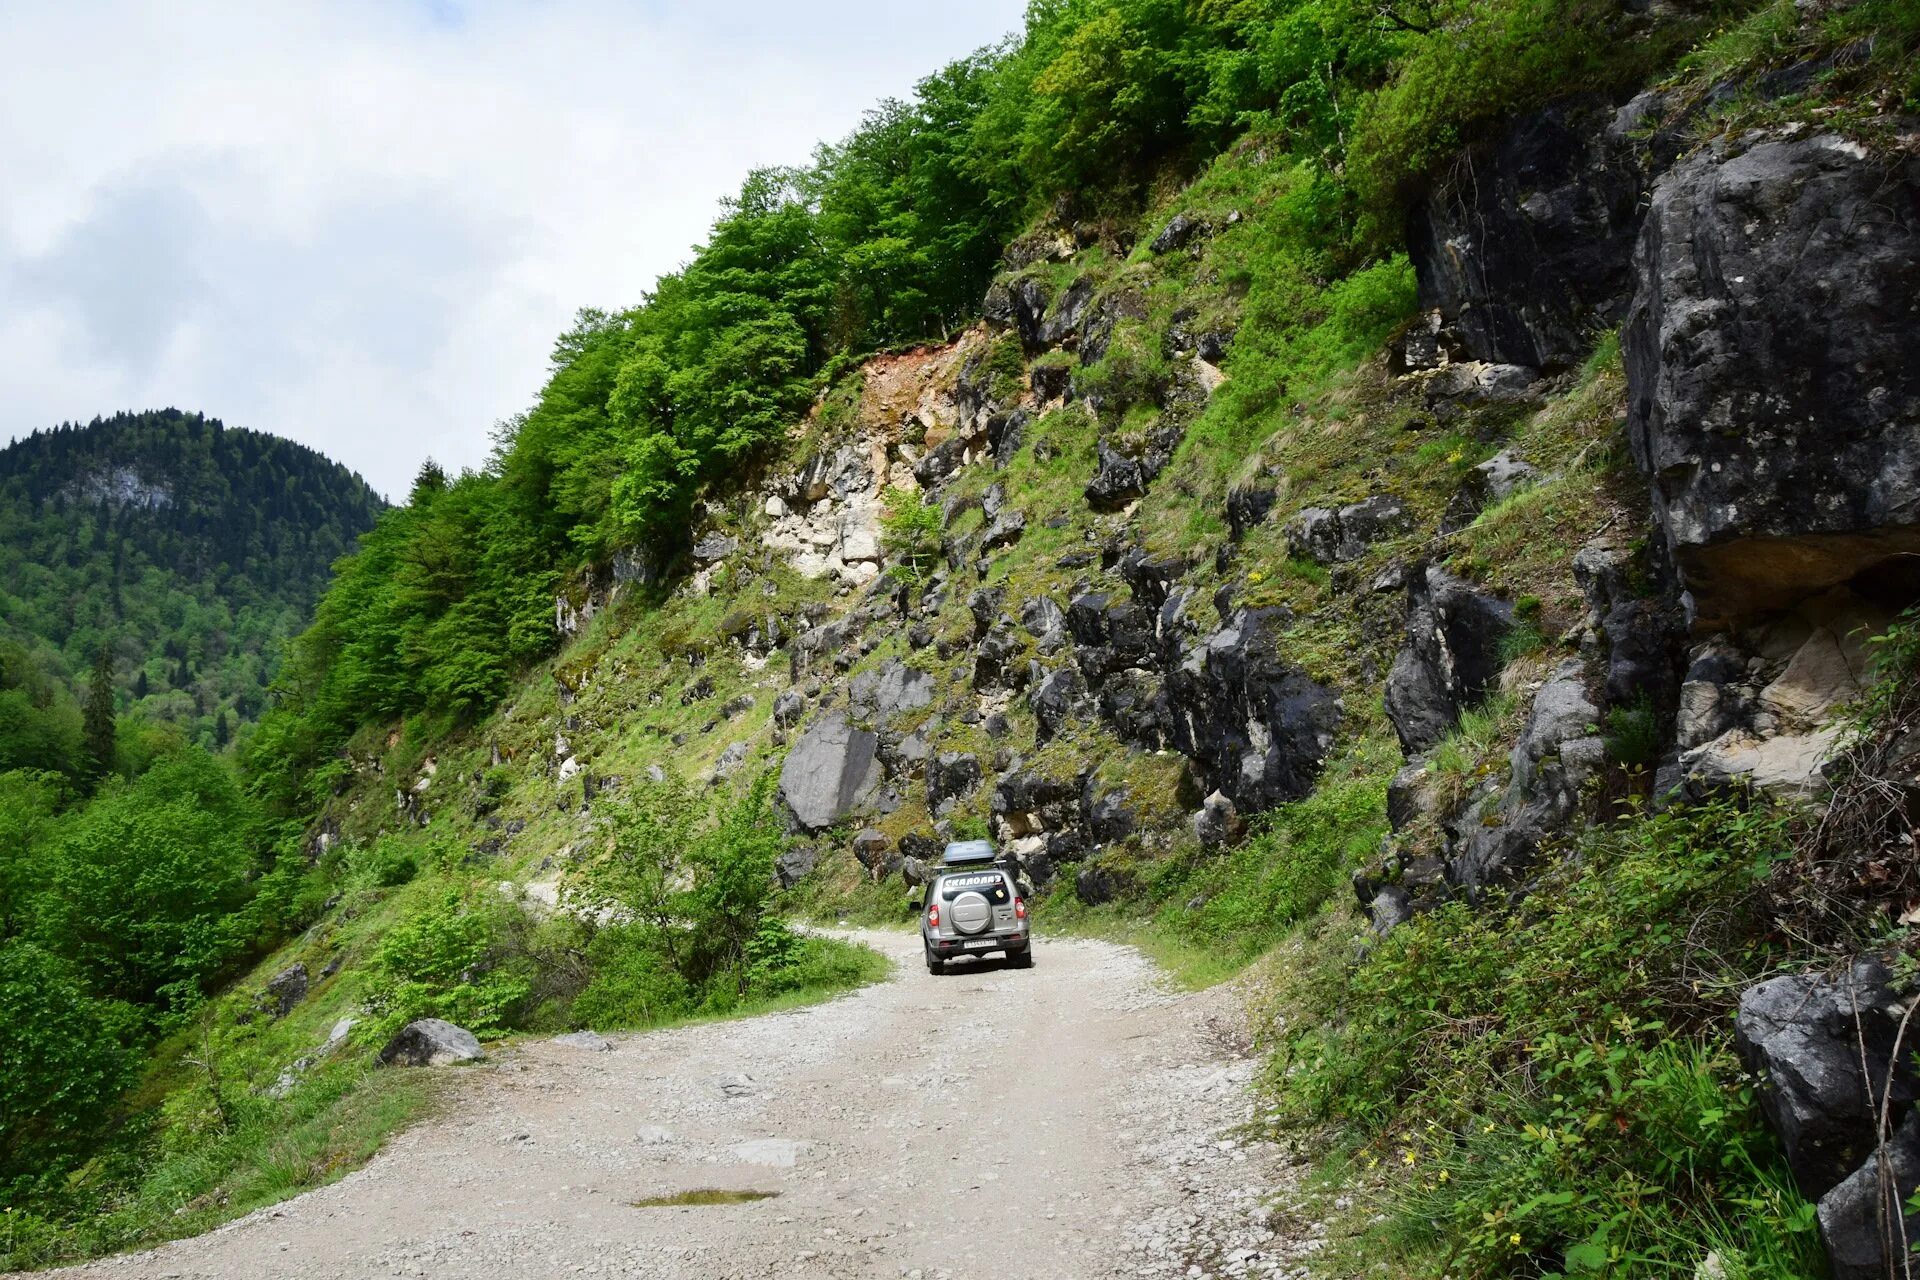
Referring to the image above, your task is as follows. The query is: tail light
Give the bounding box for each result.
[1014,898,1027,920]
[928,903,941,929]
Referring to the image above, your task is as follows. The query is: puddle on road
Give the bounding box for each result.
[630,1188,780,1208]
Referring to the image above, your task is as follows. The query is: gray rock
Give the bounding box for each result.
[1440,451,1543,532]
[1030,664,1094,742]
[379,1019,483,1068]
[553,1031,613,1052]
[1164,607,1341,813]
[265,962,309,1018]
[1192,790,1241,849]
[1085,441,1147,510]
[1075,865,1120,905]
[1019,595,1065,640]
[774,845,818,889]
[1383,566,1517,755]
[778,711,882,831]
[1077,289,1149,366]
[1286,496,1413,564]
[691,531,739,564]
[971,624,1028,693]
[1038,274,1097,347]
[1150,213,1209,254]
[1817,1112,1920,1280]
[849,661,935,721]
[1449,658,1605,892]
[1625,134,1920,627]
[1225,484,1276,539]
[980,509,1027,554]
[927,752,982,815]
[713,741,750,779]
[1368,887,1413,937]
[1084,788,1134,844]
[992,769,1086,840]
[850,827,891,869]
[1734,959,1916,1199]
[772,688,807,727]
[1410,96,1654,370]
[1424,361,1543,405]
[1010,277,1050,353]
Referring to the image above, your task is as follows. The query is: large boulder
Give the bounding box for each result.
[1734,960,1917,1200]
[1285,495,1413,565]
[1624,133,1920,629]
[992,769,1085,841]
[1030,664,1095,742]
[265,962,309,1018]
[1448,658,1607,893]
[927,752,982,815]
[1010,277,1051,353]
[779,711,882,831]
[848,660,935,721]
[1085,441,1147,510]
[1384,567,1517,756]
[1410,94,1657,370]
[1164,607,1341,812]
[379,1019,483,1067]
[1818,1112,1920,1280]
[774,845,818,889]
[1440,451,1543,533]
[1038,274,1097,347]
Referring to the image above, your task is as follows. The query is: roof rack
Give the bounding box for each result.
[940,839,997,866]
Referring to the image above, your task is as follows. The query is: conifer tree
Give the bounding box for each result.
[83,645,116,783]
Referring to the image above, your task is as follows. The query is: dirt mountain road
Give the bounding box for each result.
[42,932,1322,1280]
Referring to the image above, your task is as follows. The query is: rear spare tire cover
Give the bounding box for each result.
[950,890,992,935]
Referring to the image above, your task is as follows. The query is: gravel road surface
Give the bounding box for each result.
[36,931,1322,1280]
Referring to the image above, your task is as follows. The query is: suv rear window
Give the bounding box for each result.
[936,871,1013,903]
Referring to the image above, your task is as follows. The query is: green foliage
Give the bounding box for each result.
[1141,757,1393,957]
[0,941,135,1190]
[0,642,84,780]
[1604,694,1662,768]
[1345,0,1703,242]
[1276,800,1819,1275]
[83,646,116,784]
[39,749,262,1010]
[0,411,385,751]
[879,486,944,590]
[0,769,64,940]
[365,890,532,1038]
[569,925,697,1029]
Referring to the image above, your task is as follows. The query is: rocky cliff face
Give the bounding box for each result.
[485,82,1920,1278]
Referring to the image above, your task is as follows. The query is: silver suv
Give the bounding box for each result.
[920,841,1032,974]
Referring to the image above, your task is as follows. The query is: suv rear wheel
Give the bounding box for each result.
[924,939,945,976]
[1008,945,1034,970]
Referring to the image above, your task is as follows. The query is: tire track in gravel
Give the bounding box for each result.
[30,931,1324,1280]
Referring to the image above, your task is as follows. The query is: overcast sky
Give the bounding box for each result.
[0,1,1026,498]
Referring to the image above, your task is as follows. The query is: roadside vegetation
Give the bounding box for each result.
[6,0,1919,1273]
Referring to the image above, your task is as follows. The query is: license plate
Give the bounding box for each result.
[964,940,997,950]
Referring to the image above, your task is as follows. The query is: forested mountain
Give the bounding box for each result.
[0,410,385,754]
[5,0,1920,1275]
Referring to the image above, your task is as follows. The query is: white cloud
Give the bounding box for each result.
[0,0,1025,497]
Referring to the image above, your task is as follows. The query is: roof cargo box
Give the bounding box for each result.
[940,839,997,866]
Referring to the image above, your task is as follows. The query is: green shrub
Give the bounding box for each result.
[347,837,420,889]
[0,940,135,1190]
[365,891,531,1037]
[1274,799,1819,1275]
[569,925,695,1030]
[1605,694,1662,768]
[1150,765,1390,954]
[39,748,261,1011]
[879,487,944,591]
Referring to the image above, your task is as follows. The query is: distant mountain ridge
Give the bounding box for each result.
[0,409,386,746]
